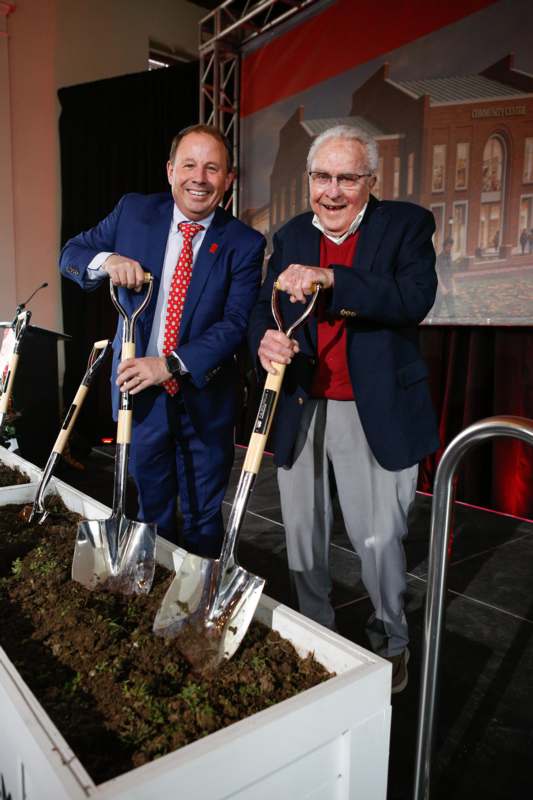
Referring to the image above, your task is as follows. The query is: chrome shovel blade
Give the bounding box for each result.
[72,516,156,595]
[153,552,265,670]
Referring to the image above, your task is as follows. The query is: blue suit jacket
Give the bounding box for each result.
[60,192,265,443]
[248,196,440,471]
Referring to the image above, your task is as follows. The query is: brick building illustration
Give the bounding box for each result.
[257,55,533,277]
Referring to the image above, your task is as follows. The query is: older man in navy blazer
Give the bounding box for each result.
[249,125,439,692]
[61,124,265,557]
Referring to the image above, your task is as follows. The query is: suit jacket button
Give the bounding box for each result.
[298,397,304,405]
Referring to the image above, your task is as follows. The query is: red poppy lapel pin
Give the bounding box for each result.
[209,243,219,254]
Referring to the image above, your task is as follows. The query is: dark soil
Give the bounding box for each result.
[0,460,31,487]
[0,498,333,785]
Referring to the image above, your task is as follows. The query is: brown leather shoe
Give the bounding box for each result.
[387,648,410,694]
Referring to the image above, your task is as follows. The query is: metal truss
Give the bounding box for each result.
[0,2,16,37]
[199,0,320,214]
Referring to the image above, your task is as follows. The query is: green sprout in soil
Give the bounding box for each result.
[11,558,23,577]
[64,672,83,695]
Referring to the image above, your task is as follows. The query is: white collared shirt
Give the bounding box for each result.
[311,202,368,244]
[145,206,214,357]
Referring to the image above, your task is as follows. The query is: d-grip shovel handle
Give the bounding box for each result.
[110,271,153,346]
[242,281,320,475]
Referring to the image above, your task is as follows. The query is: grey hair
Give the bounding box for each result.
[307,125,379,174]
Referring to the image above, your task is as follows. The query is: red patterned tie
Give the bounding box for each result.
[161,221,204,395]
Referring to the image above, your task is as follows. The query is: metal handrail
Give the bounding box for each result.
[413,415,533,800]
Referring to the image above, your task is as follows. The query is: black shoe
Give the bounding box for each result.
[386,648,410,694]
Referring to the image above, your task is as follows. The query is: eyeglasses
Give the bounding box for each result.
[308,171,372,189]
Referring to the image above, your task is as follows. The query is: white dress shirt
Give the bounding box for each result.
[311,202,368,244]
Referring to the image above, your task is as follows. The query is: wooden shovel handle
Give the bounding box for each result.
[121,342,135,360]
[0,352,19,413]
[116,410,132,445]
[53,385,89,454]
[242,363,286,475]
[117,341,134,444]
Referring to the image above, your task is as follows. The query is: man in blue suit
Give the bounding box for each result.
[249,125,439,692]
[60,124,265,557]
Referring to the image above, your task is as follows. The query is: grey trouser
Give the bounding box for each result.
[278,399,417,657]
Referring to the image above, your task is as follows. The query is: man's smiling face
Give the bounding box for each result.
[309,137,373,237]
[167,132,233,221]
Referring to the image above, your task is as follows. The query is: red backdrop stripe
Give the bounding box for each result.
[241,0,498,117]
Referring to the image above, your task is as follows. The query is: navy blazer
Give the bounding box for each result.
[60,192,265,443]
[248,196,440,471]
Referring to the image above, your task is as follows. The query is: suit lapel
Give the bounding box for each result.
[137,196,173,340]
[142,195,174,280]
[179,206,229,339]
[353,195,390,271]
[298,217,321,267]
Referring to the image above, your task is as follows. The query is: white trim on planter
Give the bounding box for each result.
[0,470,392,800]
[0,444,42,488]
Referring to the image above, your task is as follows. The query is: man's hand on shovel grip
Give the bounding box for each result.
[276,264,333,304]
[103,254,145,292]
[117,357,171,394]
[258,330,299,375]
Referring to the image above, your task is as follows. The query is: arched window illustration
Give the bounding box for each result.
[479,135,507,254]
[482,136,504,193]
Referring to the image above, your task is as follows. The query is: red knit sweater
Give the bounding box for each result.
[311,230,359,399]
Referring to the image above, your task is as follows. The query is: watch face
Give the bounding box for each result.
[166,354,181,376]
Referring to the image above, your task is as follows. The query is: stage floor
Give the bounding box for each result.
[58,444,533,800]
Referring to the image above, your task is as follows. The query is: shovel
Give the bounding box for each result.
[71,274,157,595]
[0,308,31,435]
[27,339,110,525]
[153,282,320,670]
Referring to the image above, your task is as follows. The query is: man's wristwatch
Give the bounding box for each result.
[164,352,184,378]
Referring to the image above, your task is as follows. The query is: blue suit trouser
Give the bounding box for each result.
[129,388,233,557]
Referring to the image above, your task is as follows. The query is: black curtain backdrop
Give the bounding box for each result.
[58,62,199,446]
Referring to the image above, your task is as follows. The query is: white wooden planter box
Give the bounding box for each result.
[0,481,392,800]
[0,444,42,488]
